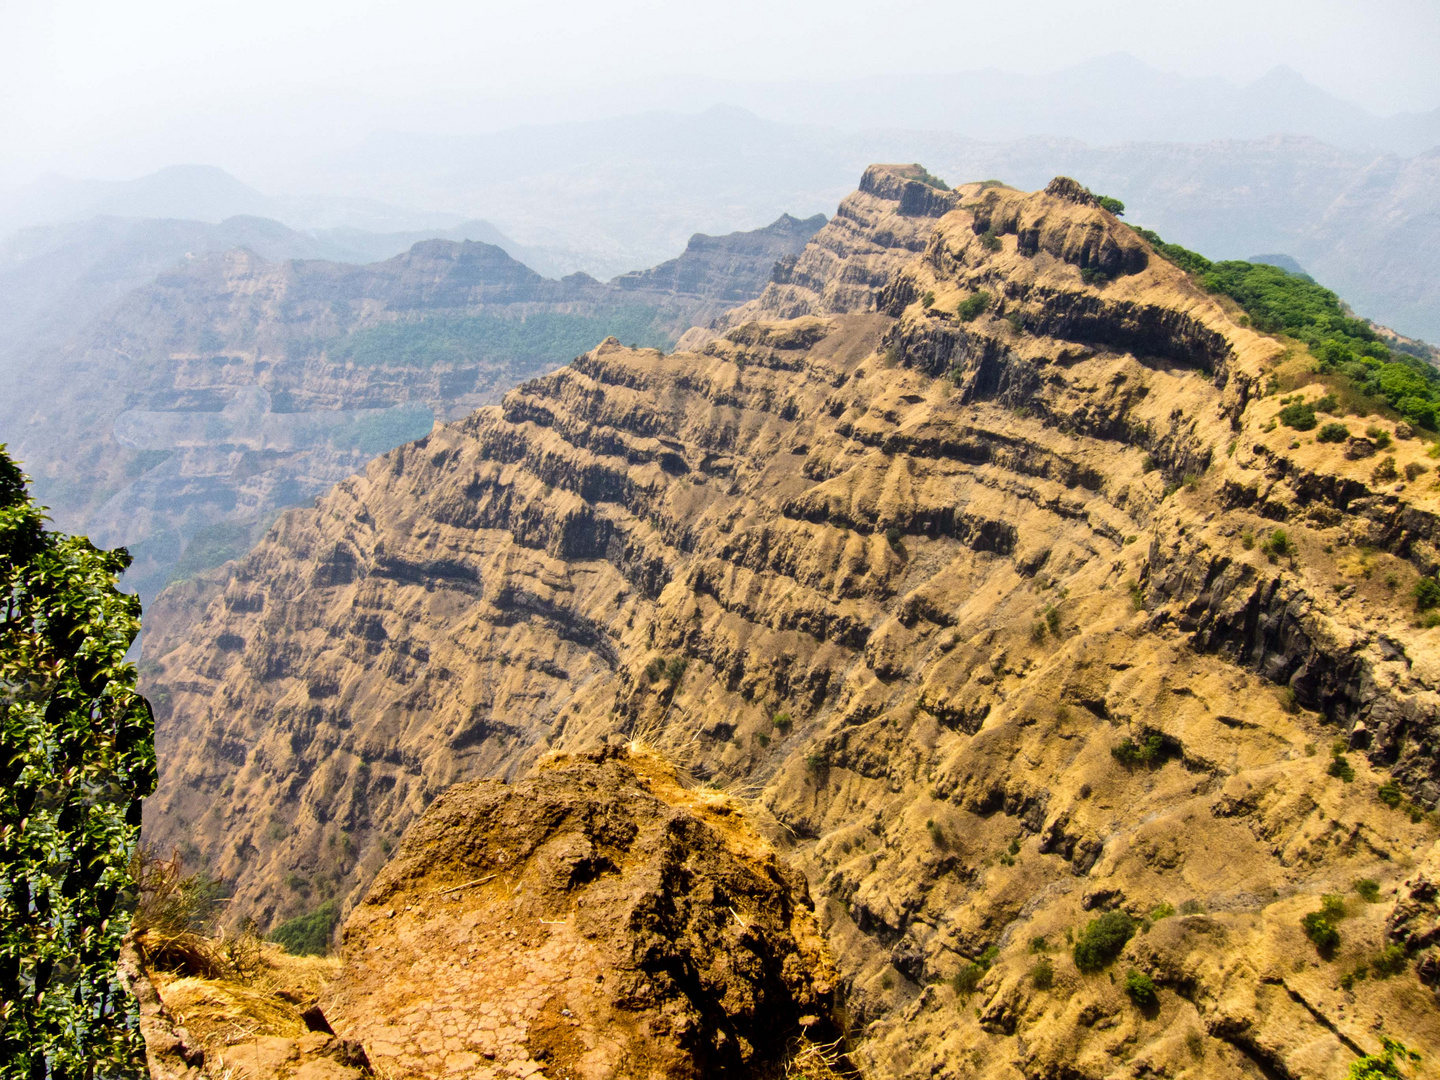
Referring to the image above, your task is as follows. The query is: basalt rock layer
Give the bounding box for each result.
[147,166,1440,1078]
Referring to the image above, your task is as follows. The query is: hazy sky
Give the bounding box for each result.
[3,0,1438,185]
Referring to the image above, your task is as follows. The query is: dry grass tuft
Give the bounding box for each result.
[784,1035,854,1080]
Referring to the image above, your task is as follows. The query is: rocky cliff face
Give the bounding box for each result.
[3,216,821,603]
[145,166,1440,1078]
[323,746,837,1079]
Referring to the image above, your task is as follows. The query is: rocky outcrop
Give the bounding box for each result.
[146,166,1440,1078]
[612,212,827,302]
[322,747,838,1079]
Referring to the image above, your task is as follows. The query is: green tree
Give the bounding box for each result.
[0,447,156,1077]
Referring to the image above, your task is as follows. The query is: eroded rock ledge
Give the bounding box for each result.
[321,746,840,1080]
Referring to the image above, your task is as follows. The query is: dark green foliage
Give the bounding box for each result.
[958,291,991,322]
[1097,196,1126,216]
[885,525,902,547]
[772,712,793,733]
[910,165,950,191]
[920,290,936,309]
[1348,1037,1421,1079]
[1412,577,1440,610]
[980,230,1002,253]
[663,657,688,683]
[332,308,674,369]
[1127,579,1145,610]
[1302,911,1341,957]
[1279,401,1318,430]
[1073,911,1136,971]
[1030,957,1054,990]
[1262,529,1294,561]
[1132,228,1215,277]
[1124,968,1157,1007]
[1377,780,1403,808]
[1355,878,1381,902]
[952,962,985,996]
[1317,422,1351,443]
[1328,744,1356,782]
[1371,944,1407,978]
[0,446,157,1076]
[1178,899,1206,915]
[269,900,341,956]
[1079,267,1112,287]
[1112,731,1172,768]
[1373,456,1399,483]
[1133,227,1440,428]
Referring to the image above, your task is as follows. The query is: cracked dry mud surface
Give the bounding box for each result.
[321,748,837,1080]
[147,166,1440,1077]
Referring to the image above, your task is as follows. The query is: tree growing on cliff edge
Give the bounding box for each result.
[0,446,157,1078]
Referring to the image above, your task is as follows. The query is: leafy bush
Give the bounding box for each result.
[1031,957,1054,990]
[1320,893,1348,920]
[1302,911,1340,957]
[1373,456,1399,483]
[958,291,992,321]
[1124,968,1157,1007]
[1097,196,1126,216]
[1328,744,1356,782]
[910,165,950,191]
[1414,577,1440,611]
[1113,732,1171,768]
[1079,267,1111,286]
[952,962,985,996]
[1279,402,1318,430]
[1073,911,1136,972]
[1377,780,1403,808]
[980,229,1002,253]
[1404,462,1428,481]
[1150,902,1176,921]
[269,900,341,956]
[1263,528,1294,561]
[772,712,793,733]
[0,448,157,1075]
[1348,1036,1421,1080]
[921,290,936,309]
[1317,422,1350,443]
[1371,944,1408,978]
[1354,878,1381,902]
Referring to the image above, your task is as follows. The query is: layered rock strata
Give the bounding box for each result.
[146,167,1440,1078]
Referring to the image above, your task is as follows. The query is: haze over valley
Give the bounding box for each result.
[4,5,1440,1077]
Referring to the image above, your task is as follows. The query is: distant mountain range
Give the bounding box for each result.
[462,54,1440,155]
[0,214,823,605]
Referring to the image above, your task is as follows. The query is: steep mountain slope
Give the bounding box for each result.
[4,213,820,603]
[145,166,1440,1078]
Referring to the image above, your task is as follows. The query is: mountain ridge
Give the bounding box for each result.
[141,164,1440,1078]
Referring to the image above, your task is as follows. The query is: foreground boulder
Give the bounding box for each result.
[321,747,839,1079]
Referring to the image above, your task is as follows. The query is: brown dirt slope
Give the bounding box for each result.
[146,167,1440,1078]
[321,745,837,1079]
